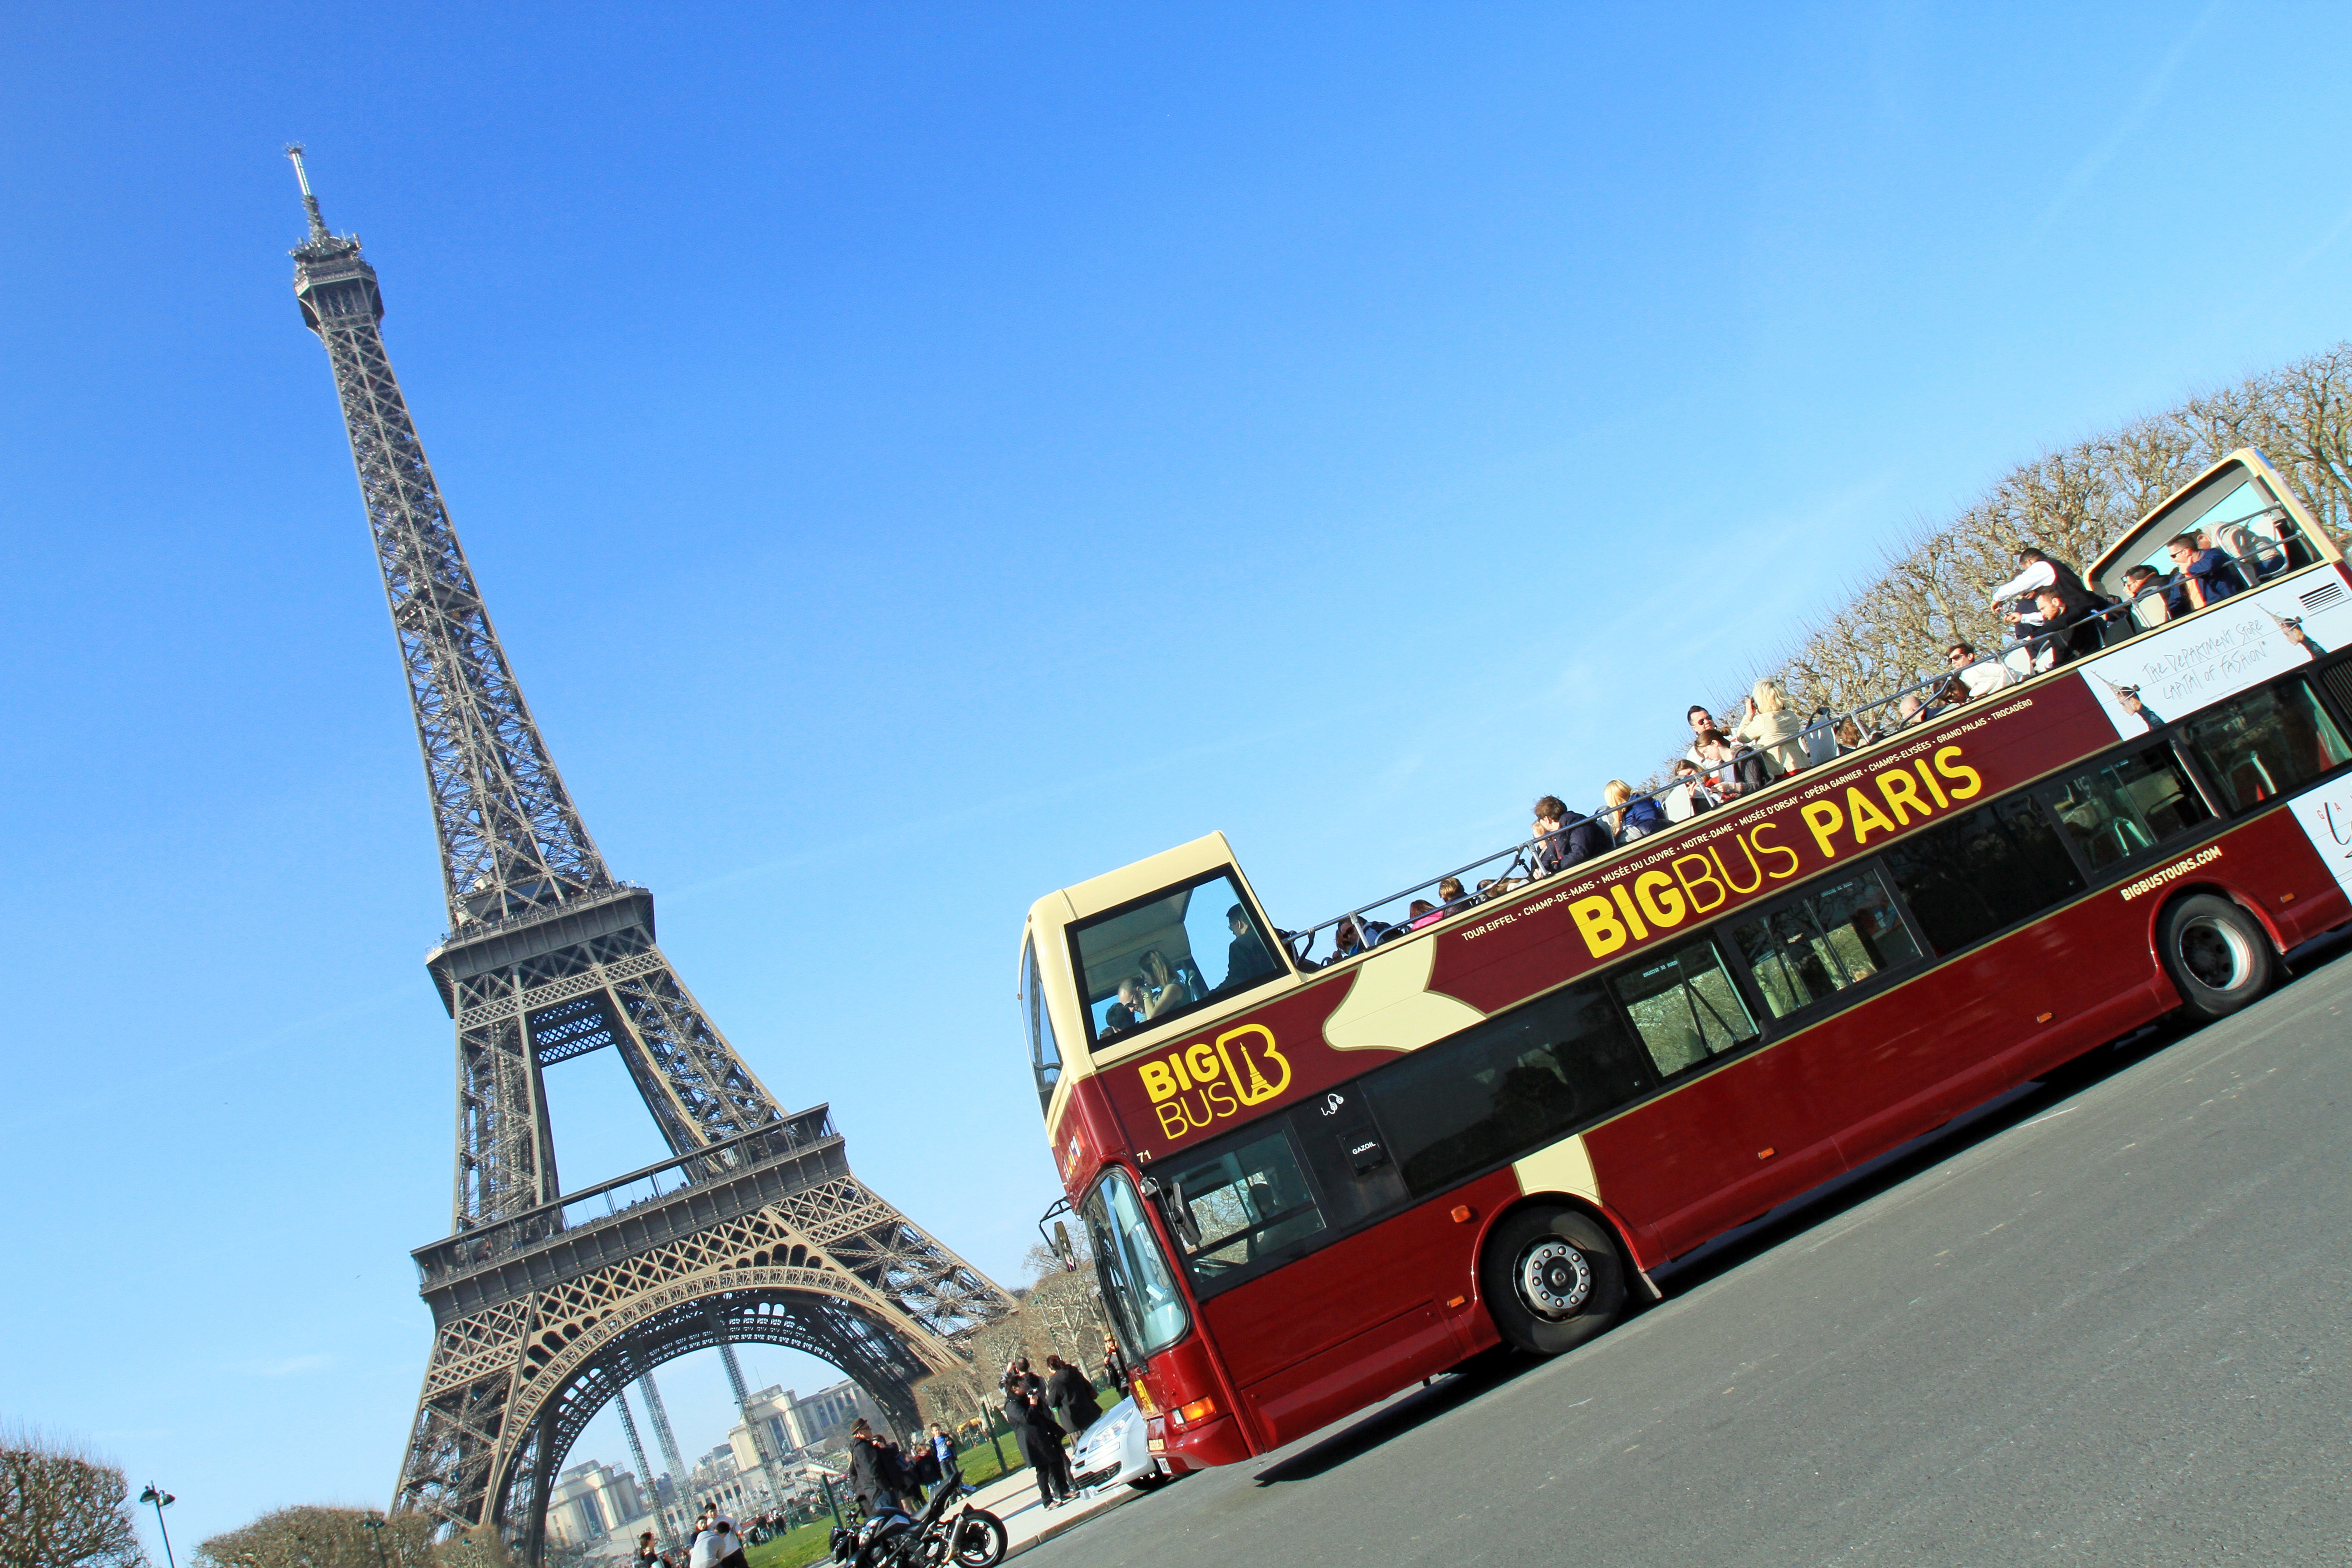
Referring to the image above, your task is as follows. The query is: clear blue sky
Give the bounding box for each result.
[5,0,2349,1554]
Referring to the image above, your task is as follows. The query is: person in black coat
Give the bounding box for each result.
[1532,796,1612,876]
[847,1421,912,1516]
[1223,904,1277,989]
[1043,1354,1103,1438]
[1003,1359,1073,1508]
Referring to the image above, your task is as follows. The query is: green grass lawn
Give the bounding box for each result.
[741,1439,1026,1568]
[745,1519,836,1568]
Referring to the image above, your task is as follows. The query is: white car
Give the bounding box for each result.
[1068,1397,1169,1493]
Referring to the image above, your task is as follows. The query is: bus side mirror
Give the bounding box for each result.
[1052,1220,1077,1272]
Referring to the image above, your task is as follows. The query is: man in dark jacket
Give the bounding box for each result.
[847,1421,911,1516]
[2030,586,2104,668]
[1532,796,1611,876]
[1043,1354,1103,1439]
[2167,534,2243,610]
[1224,904,1277,990]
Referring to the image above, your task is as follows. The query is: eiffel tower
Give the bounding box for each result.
[282,148,1015,1559]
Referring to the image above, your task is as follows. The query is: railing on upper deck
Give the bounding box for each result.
[1277,516,2312,967]
[412,1106,838,1285]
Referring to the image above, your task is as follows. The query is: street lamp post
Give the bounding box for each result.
[363,1512,390,1568]
[137,1486,178,1568]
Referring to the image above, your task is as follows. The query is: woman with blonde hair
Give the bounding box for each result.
[1604,779,1667,843]
[1735,677,1809,777]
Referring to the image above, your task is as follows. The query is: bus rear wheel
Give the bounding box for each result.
[2158,893,2273,1021]
[1479,1205,1627,1356]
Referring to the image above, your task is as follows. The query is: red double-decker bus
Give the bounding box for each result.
[1019,448,2352,1471]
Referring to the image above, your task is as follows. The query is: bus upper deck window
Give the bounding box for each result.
[1020,937,1062,1115]
[1071,869,1284,1049]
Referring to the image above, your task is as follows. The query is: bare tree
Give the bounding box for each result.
[1670,340,2352,773]
[194,1506,441,1568]
[0,1430,146,1568]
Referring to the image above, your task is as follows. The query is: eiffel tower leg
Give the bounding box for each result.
[612,1387,672,1553]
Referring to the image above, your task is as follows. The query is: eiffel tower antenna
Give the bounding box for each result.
[284,147,1014,1562]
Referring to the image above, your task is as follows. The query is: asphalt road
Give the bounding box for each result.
[1032,940,2352,1568]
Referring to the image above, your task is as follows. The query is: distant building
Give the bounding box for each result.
[545,1460,644,1549]
[725,1379,891,1482]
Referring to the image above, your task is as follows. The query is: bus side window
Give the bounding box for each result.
[2176,676,2352,813]
[2036,741,2213,871]
[1881,797,2085,957]
[1729,869,1922,1020]
[1360,980,1651,1199]
[1607,939,1758,1079]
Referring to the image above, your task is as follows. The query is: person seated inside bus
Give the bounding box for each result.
[2121,563,2173,629]
[1222,903,1278,990]
[1831,718,1872,755]
[2166,532,2241,611]
[1103,978,1148,1037]
[1135,949,1192,1019]
[1531,796,1612,875]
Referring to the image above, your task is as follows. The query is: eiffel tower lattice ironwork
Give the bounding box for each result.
[281,147,1015,1559]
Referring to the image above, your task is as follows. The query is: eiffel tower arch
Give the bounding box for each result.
[280,149,1016,1561]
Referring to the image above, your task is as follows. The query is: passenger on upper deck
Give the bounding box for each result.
[1103,980,1146,1037]
[2122,564,2174,628]
[1406,898,1442,929]
[1435,876,1472,914]
[1664,759,1718,820]
[1224,904,1278,990]
[2167,533,2243,610]
[1946,641,2015,701]
[1691,729,1768,797]
[1136,949,1192,1019]
[1734,680,1808,776]
[2031,585,2106,668]
[1682,706,1720,767]
[1532,796,1612,876]
[1603,779,1666,843]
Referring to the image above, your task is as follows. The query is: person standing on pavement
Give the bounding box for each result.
[929,1421,968,1495]
[1044,1354,1103,1439]
[1003,1358,1072,1509]
[707,1516,748,1568]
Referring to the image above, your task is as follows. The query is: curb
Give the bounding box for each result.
[1003,1488,1142,1560]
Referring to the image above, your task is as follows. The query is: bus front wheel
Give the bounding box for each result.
[2158,893,2273,1021]
[1479,1205,1627,1356]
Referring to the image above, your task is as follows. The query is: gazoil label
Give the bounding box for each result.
[1135,1025,1293,1142]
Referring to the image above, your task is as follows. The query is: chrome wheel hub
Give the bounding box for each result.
[1515,1237,1592,1319]
[2178,914,2254,992]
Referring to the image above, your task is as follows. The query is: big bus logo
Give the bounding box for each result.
[1567,744,1984,960]
[1136,1024,1293,1142]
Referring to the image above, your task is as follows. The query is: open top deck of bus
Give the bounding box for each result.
[1018,447,2344,1161]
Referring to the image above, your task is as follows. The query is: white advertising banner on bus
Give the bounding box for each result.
[2287,774,2352,901]
[2079,568,2352,737]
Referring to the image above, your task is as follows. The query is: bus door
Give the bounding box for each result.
[1169,1084,1467,1446]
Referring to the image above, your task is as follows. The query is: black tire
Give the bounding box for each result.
[1478,1205,1628,1356]
[2158,893,2274,1021]
[950,1510,1006,1568]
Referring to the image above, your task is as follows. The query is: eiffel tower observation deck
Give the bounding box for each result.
[283,147,1014,1561]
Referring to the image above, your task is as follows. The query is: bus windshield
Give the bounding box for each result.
[1079,1169,1189,1358]
[1072,868,1284,1049]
